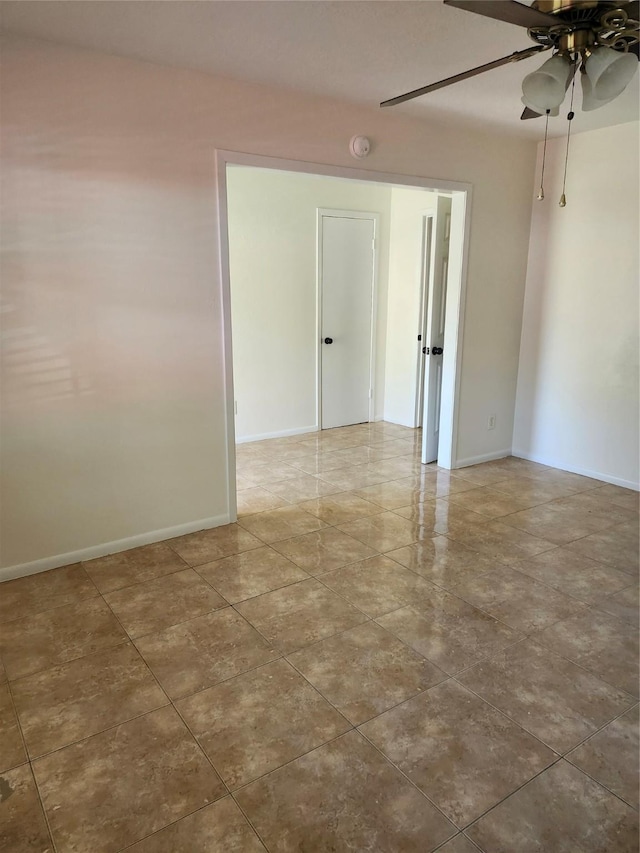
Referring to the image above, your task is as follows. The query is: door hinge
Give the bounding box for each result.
[368,388,373,399]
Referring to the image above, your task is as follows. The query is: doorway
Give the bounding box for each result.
[217,151,471,521]
[318,210,378,430]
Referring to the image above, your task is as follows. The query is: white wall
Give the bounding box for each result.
[383,186,438,426]
[227,167,393,441]
[0,35,537,574]
[513,121,640,489]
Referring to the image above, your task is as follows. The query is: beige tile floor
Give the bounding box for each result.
[1,420,639,852]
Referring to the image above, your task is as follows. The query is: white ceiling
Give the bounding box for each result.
[1,0,638,138]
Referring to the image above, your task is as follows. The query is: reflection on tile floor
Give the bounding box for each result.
[1,421,638,852]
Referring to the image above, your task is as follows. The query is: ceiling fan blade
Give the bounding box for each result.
[381,45,546,107]
[521,106,541,119]
[443,0,558,29]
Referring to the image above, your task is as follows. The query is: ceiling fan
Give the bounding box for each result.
[381,0,639,119]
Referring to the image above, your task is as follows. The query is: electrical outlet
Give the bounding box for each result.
[487,414,496,430]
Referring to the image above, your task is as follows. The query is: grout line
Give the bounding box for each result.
[226,793,273,852]
[457,755,565,833]
[228,729,357,797]
[25,702,174,764]
[0,679,60,853]
[2,637,131,687]
[526,611,640,699]
[0,586,104,627]
[452,657,638,759]
[4,674,31,764]
[168,650,286,705]
[230,601,374,656]
[26,761,60,853]
[283,640,445,729]
[449,673,564,757]
[432,831,484,852]
[562,703,640,812]
[113,798,263,853]
[170,699,233,798]
[227,729,366,853]
[355,725,460,836]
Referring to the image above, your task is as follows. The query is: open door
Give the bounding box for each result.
[421,195,452,464]
[415,213,434,429]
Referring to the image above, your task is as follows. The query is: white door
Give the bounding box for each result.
[415,214,434,428]
[320,213,375,429]
[422,196,451,463]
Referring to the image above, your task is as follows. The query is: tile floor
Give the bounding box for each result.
[1,420,638,852]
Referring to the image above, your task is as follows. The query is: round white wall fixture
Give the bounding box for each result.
[349,135,371,159]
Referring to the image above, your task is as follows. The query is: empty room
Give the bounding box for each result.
[0,2,638,852]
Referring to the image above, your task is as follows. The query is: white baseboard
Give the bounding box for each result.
[454,449,512,468]
[378,416,415,428]
[236,425,318,444]
[512,449,640,491]
[0,513,231,583]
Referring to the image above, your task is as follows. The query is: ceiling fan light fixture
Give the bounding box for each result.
[585,46,638,101]
[521,54,572,112]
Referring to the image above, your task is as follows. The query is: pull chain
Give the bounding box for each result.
[559,63,577,207]
[537,109,550,200]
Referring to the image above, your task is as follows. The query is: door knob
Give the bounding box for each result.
[324,337,333,344]
[432,346,443,355]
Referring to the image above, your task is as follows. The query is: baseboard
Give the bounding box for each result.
[236,425,318,444]
[379,416,415,429]
[512,449,640,491]
[454,449,512,468]
[0,513,231,583]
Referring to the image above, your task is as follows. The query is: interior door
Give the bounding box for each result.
[320,213,375,429]
[415,214,434,428]
[421,195,452,463]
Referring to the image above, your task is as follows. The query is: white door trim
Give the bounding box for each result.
[317,209,380,428]
[215,150,473,522]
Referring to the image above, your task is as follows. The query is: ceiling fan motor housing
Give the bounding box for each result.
[529,0,639,56]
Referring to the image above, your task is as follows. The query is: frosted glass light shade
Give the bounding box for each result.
[581,72,617,111]
[521,54,572,112]
[586,46,638,100]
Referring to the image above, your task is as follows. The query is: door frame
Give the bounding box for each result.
[215,149,473,522]
[414,209,436,429]
[317,209,380,428]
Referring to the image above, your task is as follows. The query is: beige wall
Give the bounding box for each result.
[0,35,537,573]
[227,167,393,441]
[514,121,640,489]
